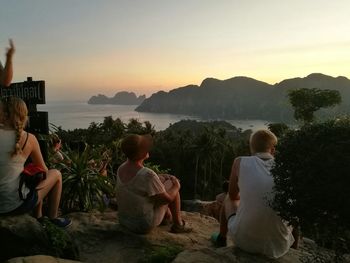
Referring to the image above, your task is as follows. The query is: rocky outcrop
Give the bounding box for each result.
[174,238,350,263]
[182,199,220,220]
[174,247,301,263]
[5,255,81,263]
[135,73,350,122]
[62,211,350,263]
[88,92,146,105]
[0,214,79,262]
[66,211,219,263]
[3,211,349,263]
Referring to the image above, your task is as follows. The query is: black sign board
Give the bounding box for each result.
[1,77,49,159]
[27,111,49,134]
[0,78,45,104]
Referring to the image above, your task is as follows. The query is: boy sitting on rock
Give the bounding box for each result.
[212,129,297,259]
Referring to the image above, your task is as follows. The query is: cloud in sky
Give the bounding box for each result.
[1,0,350,100]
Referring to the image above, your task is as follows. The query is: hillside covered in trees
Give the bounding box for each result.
[136,73,350,122]
[55,118,251,201]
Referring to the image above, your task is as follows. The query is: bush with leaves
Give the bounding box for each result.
[58,145,114,212]
[40,218,79,259]
[53,117,156,174]
[267,123,290,138]
[144,162,170,175]
[271,117,350,253]
[141,245,183,263]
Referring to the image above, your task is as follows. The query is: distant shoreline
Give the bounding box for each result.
[38,102,270,131]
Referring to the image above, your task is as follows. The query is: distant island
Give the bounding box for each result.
[88,91,146,105]
[136,73,350,122]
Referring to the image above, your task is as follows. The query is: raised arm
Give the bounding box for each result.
[0,39,15,87]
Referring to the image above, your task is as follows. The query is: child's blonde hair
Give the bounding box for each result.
[0,97,28,157]
[250,129,277,154]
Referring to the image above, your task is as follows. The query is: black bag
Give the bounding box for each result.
[17,132,47,200]
[18,163,46,200]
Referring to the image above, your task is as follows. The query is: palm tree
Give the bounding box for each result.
[192,126,221,199]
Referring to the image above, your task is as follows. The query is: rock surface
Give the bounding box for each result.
[182,199,220,220]
[5,255,81,263]
[174,238,350,263]
[63,211,350,263]
[0,214,78,262]
[66,211,219,263]
[3,211,350,263]
[88,92,145,105]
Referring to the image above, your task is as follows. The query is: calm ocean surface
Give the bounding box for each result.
[38,101,269,131]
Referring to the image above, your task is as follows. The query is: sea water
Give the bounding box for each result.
[38,101,269,131]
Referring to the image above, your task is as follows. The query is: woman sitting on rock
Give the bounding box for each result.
[116,134,192,234]
[0,97,71,228]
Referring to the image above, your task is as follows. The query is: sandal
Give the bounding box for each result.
[211,232,227,247]
[50,217,72,228]
[170,220,192,233]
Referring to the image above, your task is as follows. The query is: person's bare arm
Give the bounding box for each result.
[228,157,240,201]
[0,39,15,87]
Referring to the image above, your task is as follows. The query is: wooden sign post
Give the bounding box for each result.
[0,77,49,160]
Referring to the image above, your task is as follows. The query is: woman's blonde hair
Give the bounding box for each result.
[0,97,28,157]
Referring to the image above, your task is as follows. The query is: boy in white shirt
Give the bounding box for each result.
[213,129,298,258]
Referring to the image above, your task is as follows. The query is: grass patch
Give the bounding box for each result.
[140,244,183,263]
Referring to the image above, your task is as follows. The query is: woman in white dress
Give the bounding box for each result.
[116,134,192,234]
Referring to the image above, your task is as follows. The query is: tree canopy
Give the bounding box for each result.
[288,88,341,123]
[271,118,350,253]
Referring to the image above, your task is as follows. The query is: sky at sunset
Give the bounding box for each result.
[1,0,350,100]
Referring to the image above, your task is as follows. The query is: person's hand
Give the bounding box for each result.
[6,39,15,58]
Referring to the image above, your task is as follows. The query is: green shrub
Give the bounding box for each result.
[144,162,170,175]
[59,145,114,212]
[40,218,79,259]
[140,245,183,263]
[267,123,290,138]
[271,117,350,253]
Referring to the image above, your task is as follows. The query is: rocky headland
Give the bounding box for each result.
[88,91,146,105]
[135,73,350,122]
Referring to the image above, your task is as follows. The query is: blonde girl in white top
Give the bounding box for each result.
[0,97,70,227]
